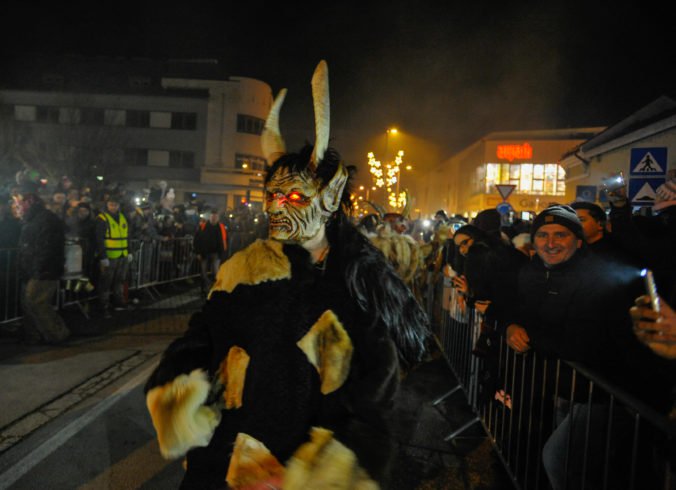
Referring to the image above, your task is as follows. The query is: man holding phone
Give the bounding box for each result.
[503,205,670,490]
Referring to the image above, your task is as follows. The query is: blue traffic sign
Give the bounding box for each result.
[575,185,597,202]
[628,177,666,205]
[630,148,667,176]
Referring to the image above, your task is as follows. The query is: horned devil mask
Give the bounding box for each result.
[261,61,348,244]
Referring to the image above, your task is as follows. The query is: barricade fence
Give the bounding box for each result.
[431,277,675,490]
[1,230,263,325]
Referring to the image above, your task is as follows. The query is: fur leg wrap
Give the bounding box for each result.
[146,369,221,459]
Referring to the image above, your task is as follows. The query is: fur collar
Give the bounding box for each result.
[209,239,291,297]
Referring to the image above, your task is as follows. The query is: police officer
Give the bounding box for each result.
[95,193,131,317]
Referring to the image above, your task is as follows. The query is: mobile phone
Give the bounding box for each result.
[640,268,661,313]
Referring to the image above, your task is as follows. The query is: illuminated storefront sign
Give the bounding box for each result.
[497,143,533,162]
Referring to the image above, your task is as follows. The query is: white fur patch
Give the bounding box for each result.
[209,239,291,298]
[226,433,285,489]
[285,427,379,490]
[297,310,353,394]
[146,369,221,459]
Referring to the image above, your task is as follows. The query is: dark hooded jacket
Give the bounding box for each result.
[18,200,65,280]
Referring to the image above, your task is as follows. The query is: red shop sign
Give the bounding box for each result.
[496,143,533,162]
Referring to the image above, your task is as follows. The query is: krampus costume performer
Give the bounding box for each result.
[145,61,429,490]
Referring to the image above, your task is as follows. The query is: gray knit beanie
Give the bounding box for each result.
[531,204,583,239]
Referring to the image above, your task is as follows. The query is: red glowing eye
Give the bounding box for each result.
[287,192,303,201]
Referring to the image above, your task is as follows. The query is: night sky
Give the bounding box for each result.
[2,1,675,168]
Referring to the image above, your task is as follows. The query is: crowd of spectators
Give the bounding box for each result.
[0,171,268,337]
[436,176,675,490]
[353,174,675,490]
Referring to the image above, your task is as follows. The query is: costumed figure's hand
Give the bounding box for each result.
[506,324,531,353]
[146,369,221,459]
[631,295,676,360]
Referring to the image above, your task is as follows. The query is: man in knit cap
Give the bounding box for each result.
[503,204,672,490]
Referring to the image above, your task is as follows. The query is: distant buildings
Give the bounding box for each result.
[427,96,676,218]
[0,55,272,211]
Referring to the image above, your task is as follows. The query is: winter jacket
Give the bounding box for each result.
[193,222,227,256]
[506,249,673,409]
[463,240,527,324]
[18,202,65,280]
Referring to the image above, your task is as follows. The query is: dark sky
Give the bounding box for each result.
[3,1,675,166]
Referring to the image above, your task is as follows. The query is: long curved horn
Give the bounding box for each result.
[402,189,412,219]
[365,200,386,219]
[309,60,330,171]
[261,89,288,165]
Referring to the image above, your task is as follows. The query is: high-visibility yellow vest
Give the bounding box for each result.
[98,212,129,259]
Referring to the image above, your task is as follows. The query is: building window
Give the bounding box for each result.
[80,108,104,126]
[171,112,197,130]
[14,105,36,122]
[236,114,264,135]
[484,162,566,196]
[148,150,170,167]
[36,106,60,123]
[235,153,266,170]
[105,109,125,126]
[170,150,195,168]
[150,111,171,128]
[59,107,81,125]
[127,110,150,128]
[125,148,148,166]
[129,76,151,89]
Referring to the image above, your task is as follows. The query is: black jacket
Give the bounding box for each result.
[18,202,65,280]
[463,241,528,324]
[507,250,673,409]
[193,222,227,256]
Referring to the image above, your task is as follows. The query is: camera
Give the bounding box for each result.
[601,171,625,192]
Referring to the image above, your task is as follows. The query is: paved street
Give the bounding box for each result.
[0,284,513,490]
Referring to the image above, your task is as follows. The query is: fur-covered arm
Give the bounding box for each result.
[144,311,219,459]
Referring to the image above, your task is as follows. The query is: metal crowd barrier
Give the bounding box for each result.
[1,229,267,325]
[430,279,676,490]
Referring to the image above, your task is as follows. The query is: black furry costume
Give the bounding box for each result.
[145,146,429,489]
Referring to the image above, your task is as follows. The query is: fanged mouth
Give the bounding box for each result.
[269,218,292,231]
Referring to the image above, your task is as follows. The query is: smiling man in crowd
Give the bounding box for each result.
[504,204,672,490]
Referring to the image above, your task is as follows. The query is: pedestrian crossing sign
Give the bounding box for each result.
[630,148,666,176]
